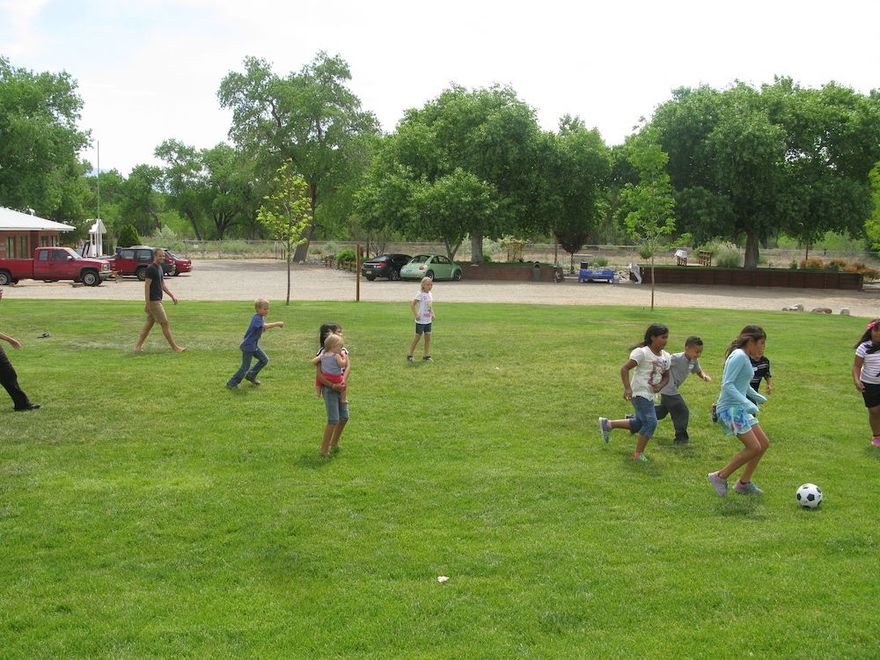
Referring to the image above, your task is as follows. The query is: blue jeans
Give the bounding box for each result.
[322,386,350,425]
[628,395,658,438]
[227,348,268,386]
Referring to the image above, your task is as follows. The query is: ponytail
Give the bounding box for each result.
[630,323,669,351]
[725,325,766,357]
[854,319,880,351]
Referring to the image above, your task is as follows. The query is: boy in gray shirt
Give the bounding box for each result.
[655,336,712,444]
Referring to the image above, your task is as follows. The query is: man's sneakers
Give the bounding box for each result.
[598,417,610,443]
[707,471,728,497]
[14,402,41,411]
[733,480,764,496]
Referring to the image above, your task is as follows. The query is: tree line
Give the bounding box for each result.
[2,53,880,267]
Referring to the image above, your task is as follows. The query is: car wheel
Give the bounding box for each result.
[0,271,11,286]
[82,270,100,286]
[425,270,434,280]
[452,269,462,281]
[136,266,147,281]
[366,274,376,281]
[43,279,57,283]
[390,269,401,281]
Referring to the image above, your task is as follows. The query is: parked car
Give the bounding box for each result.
[361,253,411,281]
[0,247,113,286]
[112,246,175,279]
[161,249,192,276]
[399,254,463,281]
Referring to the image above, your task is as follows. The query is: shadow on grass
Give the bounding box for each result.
[863,446,880,460]
[295,452,333,470]
[715,496,765,518]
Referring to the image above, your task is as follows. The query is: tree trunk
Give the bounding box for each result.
[470,232,483,263]
[293,224,314,263]
[650,255,655,311]
[743,231,759,269]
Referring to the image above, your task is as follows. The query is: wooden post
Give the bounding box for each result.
[356,244,362,302]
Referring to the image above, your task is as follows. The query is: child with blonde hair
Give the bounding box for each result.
[407,276,435,362]
[226,298,283,389]
[312,332,349,404]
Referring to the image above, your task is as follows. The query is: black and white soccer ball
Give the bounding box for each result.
[796,483,823,509]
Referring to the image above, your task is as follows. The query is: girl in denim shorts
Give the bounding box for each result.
[707,326,770,497]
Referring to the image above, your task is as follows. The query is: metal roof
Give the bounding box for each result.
[0,206,76,231]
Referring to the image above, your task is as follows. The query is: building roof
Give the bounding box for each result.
[0,206,75,231]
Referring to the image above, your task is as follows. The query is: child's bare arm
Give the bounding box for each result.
[335,352,348,368]
[410,299,419,319]
[265,321,284,329]
[620,359,637,399]
[310,354,322,365]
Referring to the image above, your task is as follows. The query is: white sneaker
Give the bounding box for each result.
[598,417,610,443]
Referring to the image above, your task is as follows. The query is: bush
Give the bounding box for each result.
[712,242,741,268]
[336,248,356,265]
[482,254,493,263]
[800,258,825,270]
[825,259,848,272]
[594,257,608,267]
[117,224,141,248]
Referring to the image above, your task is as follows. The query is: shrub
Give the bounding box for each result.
[713,242,741,268]
[117,224,141,248]
[800,258,825,270]
[336,248,356,265]
[483,254,493,263]
[594,257,609,267]
[790,260,799,270]
[825,259,848,272]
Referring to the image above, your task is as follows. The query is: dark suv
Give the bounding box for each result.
[113,246,175,280]
[361,253,412,281]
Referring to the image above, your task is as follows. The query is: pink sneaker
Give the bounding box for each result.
[733,480,764,495]
[707,471,728,497]
[872,436,880,447]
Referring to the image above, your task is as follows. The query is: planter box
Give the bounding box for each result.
[461,263,559,282]
[640,265,863,290]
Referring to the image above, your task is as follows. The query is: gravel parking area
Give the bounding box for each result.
[2,259,878,317]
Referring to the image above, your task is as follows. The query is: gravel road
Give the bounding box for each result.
[2,259,878,317]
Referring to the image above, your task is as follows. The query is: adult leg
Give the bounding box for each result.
[227,351,253,387]
[0,346,31,409]
[134,316,155,351]
[246,348,269,379]
[158,320,185,352]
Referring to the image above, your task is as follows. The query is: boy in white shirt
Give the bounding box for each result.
[407,277,434,362]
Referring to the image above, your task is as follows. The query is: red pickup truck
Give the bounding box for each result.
[0,247,113,286]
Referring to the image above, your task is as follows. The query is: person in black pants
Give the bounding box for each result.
[0,289,40,411]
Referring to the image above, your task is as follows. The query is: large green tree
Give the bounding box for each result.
[0,57,90,220]
[540,116,611,268]
[155,140,257,240]
[356,85,543,262]
[218,52,379,259]
[651,80,880,268]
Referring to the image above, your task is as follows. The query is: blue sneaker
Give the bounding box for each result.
[631,453,649,463]
[733,481,764,496]
[598,417,610,443]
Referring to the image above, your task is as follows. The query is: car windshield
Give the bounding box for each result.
[410,255,429,264]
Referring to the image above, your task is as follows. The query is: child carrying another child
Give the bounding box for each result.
[598,323,672,462]
[226,298,283,389]
[312,333,349,404]
[655,336,712,444]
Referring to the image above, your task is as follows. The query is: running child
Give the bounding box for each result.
[226,298,283,389]
[707,325,770,497]
[749,354,773,394]
[407,276,434,362]
[851,318,880,447]
[598,323,672,462]
[655,335,712,444]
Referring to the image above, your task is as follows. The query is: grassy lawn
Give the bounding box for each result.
[1,299,878,657]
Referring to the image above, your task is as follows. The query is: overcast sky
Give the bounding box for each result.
[2,0,878,176]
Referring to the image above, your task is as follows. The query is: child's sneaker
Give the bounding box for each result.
[707,471,728,497]
[733,480,764,496]
[423,355,433,362]
[598,417,610,443]
[872,436,880,447]
[630,452,649,462]
[245,375,261,386]
[226,382,237,390]
[711,404,718,423]
[406,355,414,362]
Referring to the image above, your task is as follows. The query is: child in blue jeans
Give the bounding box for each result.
[598,324,671,462]
[226,298,284,389]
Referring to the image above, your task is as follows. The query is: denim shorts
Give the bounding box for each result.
[415,322,432,335]
[630,395,658,438]
[322,386,350,425]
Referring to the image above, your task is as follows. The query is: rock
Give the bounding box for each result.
[811,307,832,314]
[840,308,851,316]
[782,303,805,312]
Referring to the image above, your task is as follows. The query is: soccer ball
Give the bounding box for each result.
[796,483,823,509]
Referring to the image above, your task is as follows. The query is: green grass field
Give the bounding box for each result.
[1,299,878,657]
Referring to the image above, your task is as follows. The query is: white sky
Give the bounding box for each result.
[2,0,878,176]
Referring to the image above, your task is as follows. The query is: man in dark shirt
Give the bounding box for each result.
[0,289,40,410]
[133,248,185,352]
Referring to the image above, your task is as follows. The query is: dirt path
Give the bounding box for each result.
[3,260,878,317]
